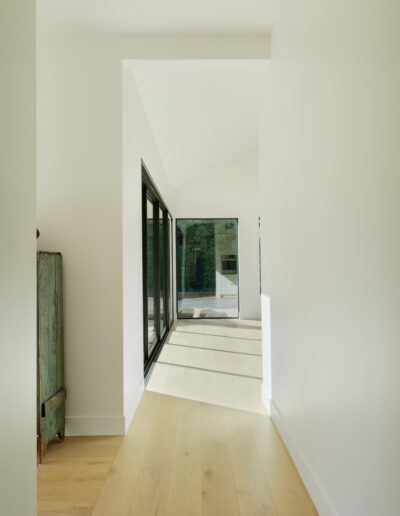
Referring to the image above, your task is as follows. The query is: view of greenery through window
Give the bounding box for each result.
[176,219,239,319]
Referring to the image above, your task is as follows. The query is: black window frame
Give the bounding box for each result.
[142,161,174,377]
[175,217,240,320]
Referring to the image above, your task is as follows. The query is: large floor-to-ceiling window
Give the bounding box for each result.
[176,218,239,319]
[142,163,173,375]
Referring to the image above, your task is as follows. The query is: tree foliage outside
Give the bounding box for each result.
[177,220,216,296]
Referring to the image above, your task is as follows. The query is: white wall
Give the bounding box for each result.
[37,34,269,434]
[0,1,37,514]
[259,70,272,411]
[261,2,400,514]
[173,154,261,320]
[37,36,125,435]
[122,67,174,430]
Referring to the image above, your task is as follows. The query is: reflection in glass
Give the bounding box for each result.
[159,207,166,334]
[146,198,157,353]
[176,219,239,319]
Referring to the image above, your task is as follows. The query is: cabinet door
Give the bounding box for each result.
[38,253,58,404]
[54,254,64,390]
[37,252,65,449]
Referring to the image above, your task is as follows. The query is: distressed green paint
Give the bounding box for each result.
[37,252,65,458]
[42,387,66,417]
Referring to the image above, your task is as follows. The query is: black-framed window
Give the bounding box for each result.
[176,218,239,319]
[142,162,173,376]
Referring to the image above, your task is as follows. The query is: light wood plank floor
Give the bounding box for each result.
[37,436,123,515]
[38,320,316,515]
[93,391,317,516]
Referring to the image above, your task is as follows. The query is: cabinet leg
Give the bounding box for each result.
[57,431,65,442]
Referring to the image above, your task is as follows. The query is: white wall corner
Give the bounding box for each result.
[270,400,339,516]
[65,415,126,436]
[124,379,145,433]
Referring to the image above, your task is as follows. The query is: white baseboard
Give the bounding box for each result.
[270,400,339,516]
[124,379,145,433]
[66,380,145,437]
[66,415,125,436]
[261,383,271,414]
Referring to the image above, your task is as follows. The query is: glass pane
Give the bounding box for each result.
[146,198,157,354]
[169,215,173,324]
[159,207,166,334]
[176,219,239,319]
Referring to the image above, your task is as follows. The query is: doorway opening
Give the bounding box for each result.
[125,58,270,414]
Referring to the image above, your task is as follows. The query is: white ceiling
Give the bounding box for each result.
[132,65,265,188]
[37,1,270,189]
[37,0,273,35]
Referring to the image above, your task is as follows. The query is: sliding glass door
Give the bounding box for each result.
[146,197,157,355]
[159,206,167,337]
[176,218,239,319]
[142,163,173,375]
[168,214,174,327]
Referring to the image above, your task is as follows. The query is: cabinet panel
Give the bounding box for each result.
[37,252,65,463]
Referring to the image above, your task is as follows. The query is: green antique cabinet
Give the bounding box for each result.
[37,252,66,463]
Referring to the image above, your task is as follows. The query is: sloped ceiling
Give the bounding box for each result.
[133,66,265,188]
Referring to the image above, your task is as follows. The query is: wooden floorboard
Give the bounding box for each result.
[92,391,317,516]
[37,436,123,515]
